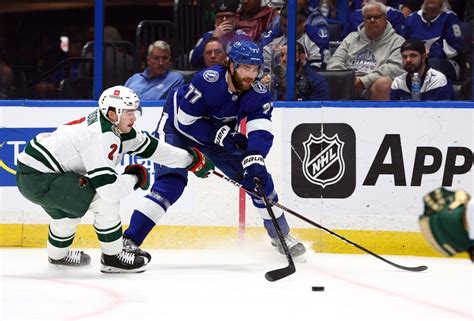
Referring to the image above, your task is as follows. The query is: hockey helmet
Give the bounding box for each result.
[99,86,142,124]
[228,40,264,67]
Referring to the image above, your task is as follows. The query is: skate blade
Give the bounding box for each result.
[100,265,146,273]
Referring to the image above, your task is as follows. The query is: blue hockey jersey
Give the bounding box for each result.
[162,65,274,157]
[390,67,454,100]
[404,10,464,59]
[259,10,330,68]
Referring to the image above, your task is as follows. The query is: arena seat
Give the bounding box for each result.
[317,69,355,100]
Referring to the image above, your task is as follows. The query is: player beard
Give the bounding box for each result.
[232,71,254,92]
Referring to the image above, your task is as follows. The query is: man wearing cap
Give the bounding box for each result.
[189,0,250,69]
[390,39,454,100]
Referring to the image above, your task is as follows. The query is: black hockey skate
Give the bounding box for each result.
[123,235,151,264]
[100,250,146,273]
[271,234,306,258]
[48,250,91,267]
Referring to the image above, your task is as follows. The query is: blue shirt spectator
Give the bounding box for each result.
[125,40,184,100]
[259,6,330,66]
[403,0,464,81]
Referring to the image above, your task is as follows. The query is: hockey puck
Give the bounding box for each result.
[312,286,325,292]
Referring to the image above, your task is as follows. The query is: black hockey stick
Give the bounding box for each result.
[213,171,428,272]
[254,178,296,282]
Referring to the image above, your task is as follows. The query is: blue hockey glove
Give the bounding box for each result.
[241,152,267,191]
[214,125,248,153]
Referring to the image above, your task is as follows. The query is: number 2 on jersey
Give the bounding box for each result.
[108,144,118,160]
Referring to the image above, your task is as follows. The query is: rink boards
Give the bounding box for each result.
[0,101,472,256]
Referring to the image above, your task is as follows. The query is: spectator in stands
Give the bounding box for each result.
[403,0,464,81]
[260,0,331,67]
[125,40,184,100]
[33,33,85,99]
[262,43,329,100]
[328,1,404,100]
[263,5,326,76]
[102,26,135,88]
[317,0,351,24]
[203,37,227,67]
[342,0,406,38]
[390,39,454,100]
[236,0,279,41]
[189,0,249,69]
[401,0,423,17]
[0,51,13,99]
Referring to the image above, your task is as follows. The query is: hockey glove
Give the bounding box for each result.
[187,147,215,178]
[214,125,248,153]
[241,152,268,191]
[124,164,150,190]
[419,188,473,259]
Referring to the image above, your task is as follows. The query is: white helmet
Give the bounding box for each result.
[99,86,141,124]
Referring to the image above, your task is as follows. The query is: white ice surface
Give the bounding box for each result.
[0,247,472,321]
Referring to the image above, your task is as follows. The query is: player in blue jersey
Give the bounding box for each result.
[403,0,464,81]
[122,40,306,260]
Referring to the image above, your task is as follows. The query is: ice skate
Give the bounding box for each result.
[100,250,146,273]
[48,250,91,267]
[271,234,307,262]
[123,235,151,264]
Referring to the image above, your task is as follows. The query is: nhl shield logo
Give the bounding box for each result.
[302,133,345,188]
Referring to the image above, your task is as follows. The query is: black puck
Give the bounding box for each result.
[312,286,325,292]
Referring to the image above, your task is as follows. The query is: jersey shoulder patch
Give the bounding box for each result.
[252,81,268,94]
[203,70,220,83]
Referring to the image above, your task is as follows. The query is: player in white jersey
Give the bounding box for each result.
[15,86,214,273]
[419,188,473,262]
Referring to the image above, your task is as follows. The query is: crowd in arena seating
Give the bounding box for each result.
[0,0,471,101]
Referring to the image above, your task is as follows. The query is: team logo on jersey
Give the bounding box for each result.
[111,125,121,137]
[302,133,345,188]
[252,81,267,94]
[203,70,219,83]
[318,28,328,38]
[79,176,89,188]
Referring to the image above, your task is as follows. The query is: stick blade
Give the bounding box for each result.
[265,265,296,282]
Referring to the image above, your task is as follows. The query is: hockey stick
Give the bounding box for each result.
[213,171,428,272]
[254,178,296,282]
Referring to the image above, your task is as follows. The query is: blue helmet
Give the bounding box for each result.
[228,40,264,67]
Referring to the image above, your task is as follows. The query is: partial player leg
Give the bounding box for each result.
[249,174,306,258]
[46,216,91,267]
[214,154,306,258]
[123,171,188,251]
[89,196,146,273]
[16,165,96,267]
[123,126,190,255]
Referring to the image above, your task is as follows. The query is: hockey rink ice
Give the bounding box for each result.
[1,247,472,321]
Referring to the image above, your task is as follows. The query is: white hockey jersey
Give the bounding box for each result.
[17,109,192,203]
